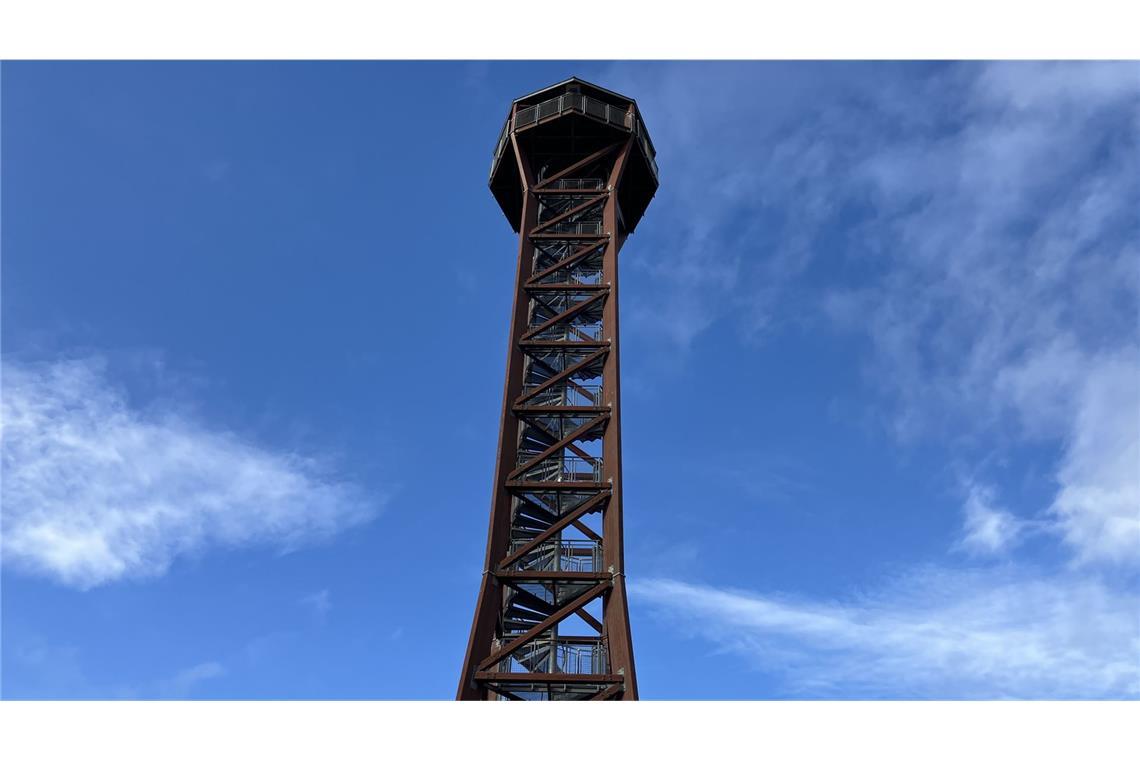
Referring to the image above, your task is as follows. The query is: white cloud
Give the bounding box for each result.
[159,661,226,698]
[602,62,861,349]
[609,61,1140,567]
[1050,352,1140,565]
[605,61,1140,701]
[958,483,1024,556]
[1,355,382,589]
[817,63,1139,449]
[633,572,1140,698]
[299,589,332,621]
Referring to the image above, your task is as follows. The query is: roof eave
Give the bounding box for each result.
[511,76,638,109]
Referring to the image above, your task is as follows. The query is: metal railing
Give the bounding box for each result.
[493,119,509,160]
[529,322,603,343]
[514,93,632,133]
[530,293,599,315]
[546,178,604,190]
[533,265,603,286]
[632,117,658,178]
[516,452,602,483]
[490,90,658,184]
[521,383,602,407]
[498,638,608,675]
[534,221,604,236]
[556,641,607,675]
[508,538,603,573]
[538,195,602,218]
[533,244,604,284]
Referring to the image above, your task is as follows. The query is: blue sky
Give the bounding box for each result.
[1,61,1137,699]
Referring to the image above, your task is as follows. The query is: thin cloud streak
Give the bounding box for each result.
[158,661,227,698]
[957,482,1025,556]
[633,572,1140,698]
[1,355,384,589]
[611,61,1140,567]
[1049,351,1140,565]
[300,589,332,623]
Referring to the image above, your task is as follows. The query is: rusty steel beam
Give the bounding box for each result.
[505,412,609,481]
[518,340,608,350]
[455,129,539,702]
[475,672,624,684]
[524,283,609,292]
[527,241,605,284]
[519,290,608,342]
[513,405,607,416]
[528,232,608,241]
[598,135,639,700]
[494,494,611,569]
[515,347,609,405]
[535,143,621,189]
[530,195,608,235]
[495,571,611,582]
[476,581,611,672]
[504,480,611,492]
[589,682,626,700]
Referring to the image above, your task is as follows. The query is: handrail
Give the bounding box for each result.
[533,221,604,236]
[507,537,603,573]
[526,322,603,343]
[514,93,632,133]
[515,452,602,483]
[520,383,602,407]
[489,91,658,184]
[497,637,608,675]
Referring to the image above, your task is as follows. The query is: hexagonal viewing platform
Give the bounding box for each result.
[489,77,659,235]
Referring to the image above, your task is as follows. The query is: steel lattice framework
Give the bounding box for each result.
[458,78,659,701]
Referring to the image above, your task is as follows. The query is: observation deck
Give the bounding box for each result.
[489,77,659,235]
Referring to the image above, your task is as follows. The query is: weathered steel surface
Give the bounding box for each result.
[458,78,658,702]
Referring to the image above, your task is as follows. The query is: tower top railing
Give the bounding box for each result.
[490,92,658,185]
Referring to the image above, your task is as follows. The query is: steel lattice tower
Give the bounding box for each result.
[457,78,659,701]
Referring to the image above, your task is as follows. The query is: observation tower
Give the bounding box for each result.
[457,78,658,701]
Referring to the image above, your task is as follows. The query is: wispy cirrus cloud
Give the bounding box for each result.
[5,633,229,699]
[633,571,1140,699]
[299,589,332,623]
[1046,351,1140,566]
[957,482,1026,556]
[604,61,869,350]
[158,661,227,698]
[611,61,1140,567]
[1,354,384,589]
[609,62,1139,698]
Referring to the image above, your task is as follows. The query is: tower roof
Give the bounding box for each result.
[511,77,638,110]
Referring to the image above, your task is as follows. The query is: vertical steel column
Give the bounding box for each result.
[457,131,537,702]
[599,136,638,699]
